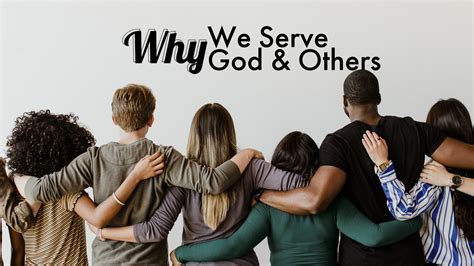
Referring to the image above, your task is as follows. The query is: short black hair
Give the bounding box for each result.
[6,110,96,177]
[343,70,381,105]
[271,131,319,178]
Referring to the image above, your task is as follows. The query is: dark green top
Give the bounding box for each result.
[175,197,421,266]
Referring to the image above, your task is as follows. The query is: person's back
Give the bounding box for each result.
[181,170,264,265]
[22,86,248,265]
[179,159,306,265]
[23,195,87,264]
[86,140,171,264]
[327,116,443,221]
[172,131,423,266]
[324,115,443,264]
[317,71,445,265]
[257,70,474,265]
[131,105,307,265]
[266,203,338,265]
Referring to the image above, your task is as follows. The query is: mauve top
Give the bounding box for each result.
[133,159,308,265]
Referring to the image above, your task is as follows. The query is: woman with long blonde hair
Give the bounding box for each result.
[94,103,307,265]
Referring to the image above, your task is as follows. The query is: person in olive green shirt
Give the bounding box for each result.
[172,132,421,266]
[14,84,262,265]
[0,158,35,266]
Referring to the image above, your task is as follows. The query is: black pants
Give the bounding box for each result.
[338,233,425,266]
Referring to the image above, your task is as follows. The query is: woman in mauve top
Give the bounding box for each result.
[94,103,307,265]
[170,131,421,265]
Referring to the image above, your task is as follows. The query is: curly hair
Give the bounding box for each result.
[6,110,96,178]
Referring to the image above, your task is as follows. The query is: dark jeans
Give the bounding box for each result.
[338,233,425,266]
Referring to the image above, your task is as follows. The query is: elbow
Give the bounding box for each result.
[205,182,230,195]
[206,187,222,195]
[306,194,327,215]
[363,233,384,247]
[89,218,107,229]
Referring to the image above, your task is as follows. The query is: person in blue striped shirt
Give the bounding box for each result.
[361,98,474,266]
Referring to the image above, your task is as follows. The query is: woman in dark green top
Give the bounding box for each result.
[172,132,421,265]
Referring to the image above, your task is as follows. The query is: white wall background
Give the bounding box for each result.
[1,0,472,265]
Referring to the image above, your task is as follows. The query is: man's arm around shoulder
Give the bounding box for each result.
[260,165,346,215]
[432,137,474,170]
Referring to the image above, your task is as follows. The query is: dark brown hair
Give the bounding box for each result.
[271,131,319,178]
[427,98,474,240]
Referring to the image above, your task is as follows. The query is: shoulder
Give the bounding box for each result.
[158,145,182,158]
[59,191,86,212]
[246,158,268,171]
[253,203,273,216]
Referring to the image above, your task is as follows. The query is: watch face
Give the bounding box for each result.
[452,175,463,186]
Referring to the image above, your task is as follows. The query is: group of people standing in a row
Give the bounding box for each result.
[0,70,473,265]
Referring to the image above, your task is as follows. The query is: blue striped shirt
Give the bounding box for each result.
[378,162,473,266]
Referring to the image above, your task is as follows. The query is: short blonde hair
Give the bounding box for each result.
[111,84,156,132]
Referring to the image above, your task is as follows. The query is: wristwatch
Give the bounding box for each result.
[376,161,391,173]
[450,175,464,189]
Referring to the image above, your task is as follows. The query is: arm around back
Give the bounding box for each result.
[132,186,186,243]
[431,137,474,170]
[22,151,93,203]
[335,197,422,247]
[248,159,308,191]
[174,203,271,263]
[260,165,346,215]
[163,148,261,195]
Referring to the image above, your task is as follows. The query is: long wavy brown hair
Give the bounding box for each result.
[427,98,474,240]
[187,103,237,230]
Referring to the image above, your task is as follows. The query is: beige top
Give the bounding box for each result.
[24,192,87,265]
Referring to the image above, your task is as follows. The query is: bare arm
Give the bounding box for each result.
[9,226,25,266]
[259,165,346,215]
[74,152,165,228]
[456,178,474,196]
[421,160,474,197]
[431,137,474,170]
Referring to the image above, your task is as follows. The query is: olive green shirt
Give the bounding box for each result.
[0,158,35,233]
[24,138,241,265]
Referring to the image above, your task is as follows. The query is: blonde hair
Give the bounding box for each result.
[187,103,237,230]
[111,84,156,132]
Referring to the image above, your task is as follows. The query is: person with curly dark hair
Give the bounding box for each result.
[6,110,164,265]
[13,85,261,265]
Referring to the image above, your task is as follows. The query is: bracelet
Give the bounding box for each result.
[113,192,125,206]
[97,228,106,241]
